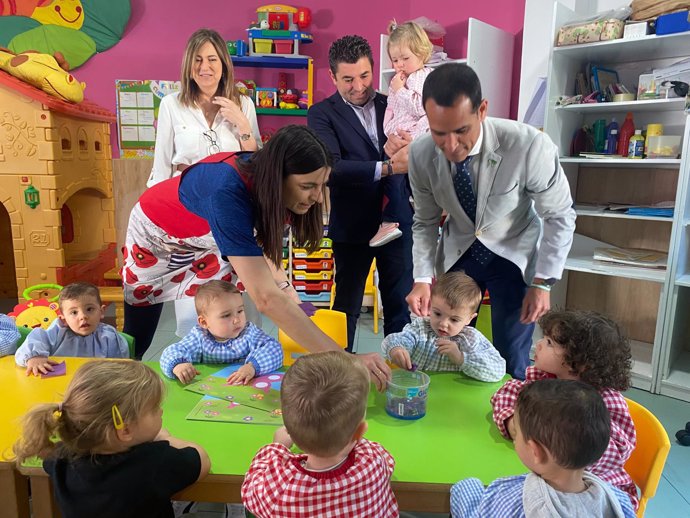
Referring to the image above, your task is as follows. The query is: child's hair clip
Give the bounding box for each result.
[111,404,125,430]
[54,401,63,420]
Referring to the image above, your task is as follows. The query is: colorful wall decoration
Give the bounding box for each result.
[0,0,131,70]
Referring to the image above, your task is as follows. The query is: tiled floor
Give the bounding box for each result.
[146,303,690,518]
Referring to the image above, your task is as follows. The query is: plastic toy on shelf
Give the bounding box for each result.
[247,4,313,57]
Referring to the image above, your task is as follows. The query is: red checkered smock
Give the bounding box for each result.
[241,438,399,518]
[490,366,639,510]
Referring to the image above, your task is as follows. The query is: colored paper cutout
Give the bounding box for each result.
[41,360,66,378]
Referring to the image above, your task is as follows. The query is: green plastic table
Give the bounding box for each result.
[18,360,525,516]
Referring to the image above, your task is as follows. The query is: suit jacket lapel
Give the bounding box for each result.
[375,93,387,156]
[476,119,502,225]
[330,93,379,154]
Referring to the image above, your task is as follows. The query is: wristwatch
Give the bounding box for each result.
[382,160,393,177]
[240,133,252,141]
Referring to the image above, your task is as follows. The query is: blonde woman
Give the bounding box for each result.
[147,28,261,188]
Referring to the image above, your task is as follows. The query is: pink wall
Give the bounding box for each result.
[74,0,525,154]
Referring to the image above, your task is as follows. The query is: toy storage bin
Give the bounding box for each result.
[273,40,293,54]
[293,280,333,292]
[292,270,333,281]
[292,258,334,271]
[385,370,430,420]
[293,248,332,259]
[253,38,273,53]
[647,136,682,158]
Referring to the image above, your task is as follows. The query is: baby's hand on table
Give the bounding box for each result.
[389,346,412,370]
[25,356,58,376]
[436,338,464,365]
[226,363,256,385]
[173,362,201,384]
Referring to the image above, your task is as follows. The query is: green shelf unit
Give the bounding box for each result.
[256,108,307,116]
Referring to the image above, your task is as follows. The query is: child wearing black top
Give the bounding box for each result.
[13,360,210,518]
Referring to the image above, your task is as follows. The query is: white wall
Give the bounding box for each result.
[517,0,624,121]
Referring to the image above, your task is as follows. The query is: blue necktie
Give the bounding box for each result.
[454,156,494,266]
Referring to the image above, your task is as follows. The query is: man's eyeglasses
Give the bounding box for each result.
[203,129,220,155]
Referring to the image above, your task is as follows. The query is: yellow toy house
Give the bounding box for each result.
[0,69,117,301]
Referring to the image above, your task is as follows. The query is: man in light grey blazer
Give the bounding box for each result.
[406,64,576,379]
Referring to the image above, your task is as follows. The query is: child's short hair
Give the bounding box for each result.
[538,310,632,391]
[13,360,164,464]
[387,20,433,64]
[516,379,610,469]
[281,351,369,457]
[58,282,102,307]
[194,280,240,315]
[431,272,482,312]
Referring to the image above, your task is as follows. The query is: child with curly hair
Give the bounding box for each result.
[490,309,638,509]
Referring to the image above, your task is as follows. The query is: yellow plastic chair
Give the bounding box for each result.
[329,259,380,334]
[278,309,347,366]
[624,398,671,517]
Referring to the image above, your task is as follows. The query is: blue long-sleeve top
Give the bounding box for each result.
[0,314,21,357]
[14,319,129,366]
[160,322,283,379]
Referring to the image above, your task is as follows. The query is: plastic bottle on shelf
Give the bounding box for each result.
[593,119,606,152]
[606,117,618,140]
[605,129,619,155]
[617,112,635,156]
[628,130,645,159]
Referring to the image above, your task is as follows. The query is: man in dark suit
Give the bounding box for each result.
[308,35,413,352]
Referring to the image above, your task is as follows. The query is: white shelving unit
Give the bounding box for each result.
[544,3,690,393]
[378,18,515,118]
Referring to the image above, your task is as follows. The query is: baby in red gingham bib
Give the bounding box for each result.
[241,351,399,518]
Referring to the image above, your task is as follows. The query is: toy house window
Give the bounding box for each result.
[60,127,72,151]
[77,129,89,156]
[61,205,74,243]
[94,130,104,154]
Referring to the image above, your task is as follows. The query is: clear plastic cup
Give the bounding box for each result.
[385,369,430,420]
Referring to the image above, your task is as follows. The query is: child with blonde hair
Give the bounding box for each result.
[382,271,505,381]
[160,280,283,385]
[491,310,638,509]
[242,351,398,517]
[13,360,210,517]
[370,20,434,247]
[15,282,128,375]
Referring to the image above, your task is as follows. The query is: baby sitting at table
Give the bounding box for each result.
[451,379,636,517]
[242,351,399,517]
[160,280,283,385]
[491,309,638,510]
[382,271,506,382]
[0,313,21,357]
[15,282,129,375]
[13,360,210,518]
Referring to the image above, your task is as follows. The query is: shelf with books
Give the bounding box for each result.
[565,234,667,283]
[555,97,685,114]
[544,3,690,394]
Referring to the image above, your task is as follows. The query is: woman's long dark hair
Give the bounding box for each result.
[238,125,332,267]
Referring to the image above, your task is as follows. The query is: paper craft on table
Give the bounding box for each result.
[185,369,283,413]
[186,395,283,425]
[41,361,66,378]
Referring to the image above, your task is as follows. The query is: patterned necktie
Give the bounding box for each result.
[453,156,494,266]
